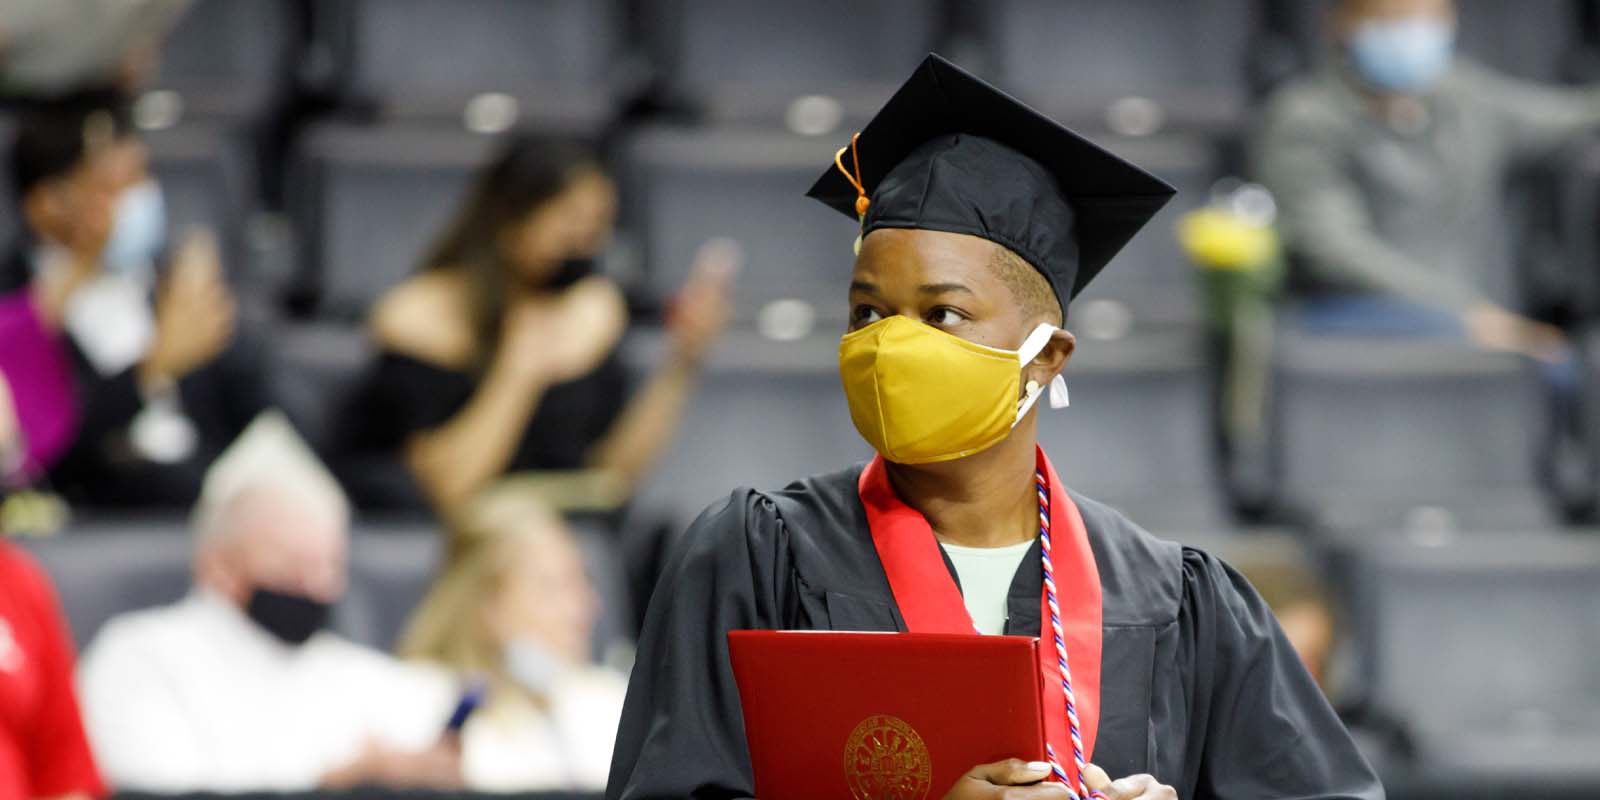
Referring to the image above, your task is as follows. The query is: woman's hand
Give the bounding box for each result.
[667,238,739,367]
[499,276,627,384]
[942,759,1072,799]
[140,231,236,386]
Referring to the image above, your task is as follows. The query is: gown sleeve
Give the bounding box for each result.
[607,489,792,800]
[1181,548,1385,800]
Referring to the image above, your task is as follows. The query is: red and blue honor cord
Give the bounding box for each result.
[1037,469,1104,800]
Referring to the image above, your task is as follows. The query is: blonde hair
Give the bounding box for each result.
[398,482,569,686]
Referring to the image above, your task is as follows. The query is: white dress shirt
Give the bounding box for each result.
[76,590,455,792]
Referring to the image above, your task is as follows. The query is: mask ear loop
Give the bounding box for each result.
[833,133,870,254]
[1015,324,1071,425]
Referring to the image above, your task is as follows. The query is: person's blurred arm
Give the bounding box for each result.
[1470,65,1600,165]
[404,352,550,511]
[586,243,737,489]
[1252,90,1485,310]
[136,231,236,389]
[319,653,462,790]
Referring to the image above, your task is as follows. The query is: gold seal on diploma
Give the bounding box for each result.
[843,714,933,800]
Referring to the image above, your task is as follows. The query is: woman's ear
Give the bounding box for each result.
[1026,327,1076,386]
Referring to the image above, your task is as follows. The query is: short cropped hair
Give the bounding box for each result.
[989,245,1062,327]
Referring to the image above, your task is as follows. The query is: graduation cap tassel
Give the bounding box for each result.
[833,132,870,255]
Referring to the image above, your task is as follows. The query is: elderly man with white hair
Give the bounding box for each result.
[76,412,461,791]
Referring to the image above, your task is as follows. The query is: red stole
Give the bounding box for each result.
[856,446,1102,765]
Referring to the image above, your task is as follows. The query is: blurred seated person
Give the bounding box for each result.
[344,133,735,513]
[1252,0,1600,360]
[0,283,79,490]
[0,533,106,800]
[1,91,267,507]
[400,483,626,791]
[76,412,461,791]
[1231,558,1338,692]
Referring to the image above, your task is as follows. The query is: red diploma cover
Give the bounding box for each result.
[730,630,1048,800]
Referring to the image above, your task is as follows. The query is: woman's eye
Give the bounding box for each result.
[926,307,964,326]
[851,305,884,325]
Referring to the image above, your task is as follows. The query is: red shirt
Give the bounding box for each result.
[0,542,104,800]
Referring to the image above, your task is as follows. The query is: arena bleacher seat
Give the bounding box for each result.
[626,328,872,517]
[1275,330,1554,530]
[1039,329,1220,529]
[979,0,1255,134]
[618,123,860,326]
[326,0,620,128]
[1328,528,1600,794]
[144,118,254,282]
[264,318,374,454]
[21,518,635,660]
[291,122,505,320]
[651,0,940,124]
[150,0,294,122]
[1067,132,1219,330]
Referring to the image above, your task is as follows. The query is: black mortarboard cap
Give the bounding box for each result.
[806,54,1175,319]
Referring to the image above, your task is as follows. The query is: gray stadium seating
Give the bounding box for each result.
[1066,133,1217,330]
[654,0,940,123]
[145,120,253,281]
[1275,332,1554,529]
[1329,529,1600,791]
[627,328,873,517]
[264,320,374,453]
[153,0,293,121]
[20,520,194,651]
[293,123,503,320]
[623,124,1212,332]
[21,517,635,658]
[1039,329,1220,528]
[619,123,860,326]
[331,0,620,127]
[980,0,1255,133]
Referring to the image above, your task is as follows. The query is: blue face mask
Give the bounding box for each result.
[101,178,167,281]
[1348,16,1455,93]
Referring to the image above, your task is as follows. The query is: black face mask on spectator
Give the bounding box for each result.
[245,587,331,646]
[545,257,595,290]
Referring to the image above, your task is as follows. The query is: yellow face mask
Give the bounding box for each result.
[838,316,1069,464]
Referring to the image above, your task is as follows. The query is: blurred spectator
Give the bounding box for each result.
[0,0,190,98]
[342,133,736,514]
[1234,558,1338,691]
[2,91,269,507]
[0,538,106,800]
[400,484,625,791]
[75,412,461,791]
[0,287,78,489]
[1252,0,1600,360]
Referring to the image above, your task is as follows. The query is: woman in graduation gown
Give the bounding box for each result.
[607,55,1384,800]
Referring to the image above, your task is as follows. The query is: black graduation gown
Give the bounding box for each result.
[607,464,1384,800]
